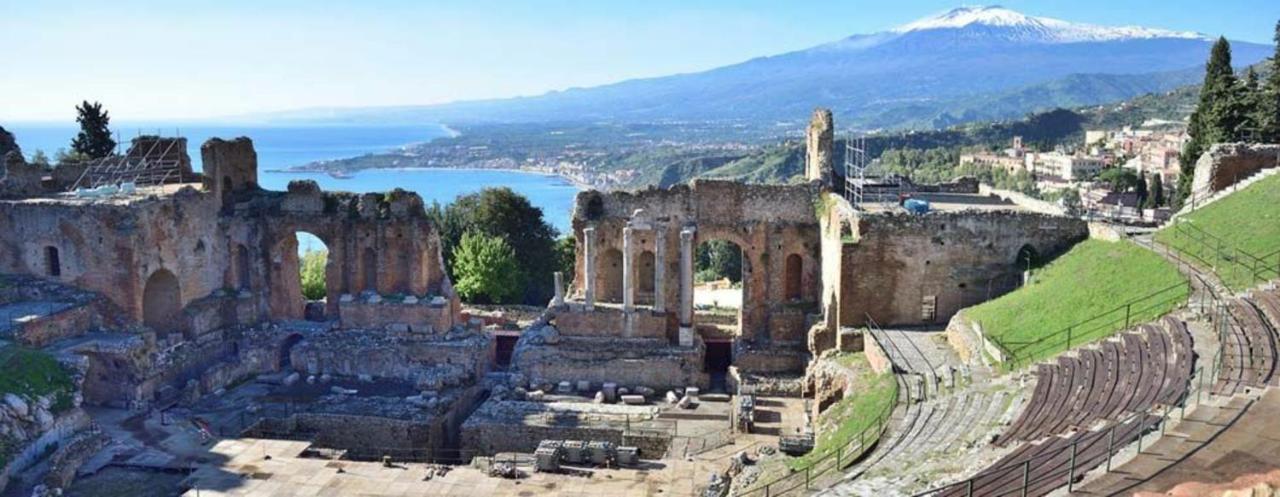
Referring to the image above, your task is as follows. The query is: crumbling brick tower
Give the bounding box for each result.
[805,108,834,185]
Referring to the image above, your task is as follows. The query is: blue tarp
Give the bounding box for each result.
[903,198,930,214]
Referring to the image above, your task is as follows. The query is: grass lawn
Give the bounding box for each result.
[965,239,1187,369]
[0,345,76,468]
[786,353,897,470]
[1154,173,1280,291]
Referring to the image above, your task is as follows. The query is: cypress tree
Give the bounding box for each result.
[1146,173,1165,209]
[1242,67,1263,141]
[1260,20,1280,143]
[1178,37,1242,205]
[70,101,116,159]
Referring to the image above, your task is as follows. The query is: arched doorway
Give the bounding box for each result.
[297,232,329,320]
[142,269,182,333]
[597,248,624,303]
[785,253,803,301]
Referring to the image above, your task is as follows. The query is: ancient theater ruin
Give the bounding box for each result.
[1,110,1278,497]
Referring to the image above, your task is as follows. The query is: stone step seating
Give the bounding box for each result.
[995,319,1193,446]
[1070,392,1255,496]
[869,327,970,398]
[1214,296,1278,396]
[1252,285,1280,334]
[818,382,1027,496]
[937,414,1162,497]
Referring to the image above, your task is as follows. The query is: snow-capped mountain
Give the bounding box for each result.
[891,6,1206,43]
[258,6,1268,131]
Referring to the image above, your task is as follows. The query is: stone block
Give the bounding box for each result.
[616,446,639,466]
[562,441,586,464]
[576,380,591,392]
[402,295,419,304]
[602,383,618,402]
[620,394,646,405]
[557,381,573,394]
[666,391,679,403]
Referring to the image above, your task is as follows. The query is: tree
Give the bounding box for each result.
[299,250,327,300]
[1134,172,1149,206]
[1242,67,1264,140]
[1098,168,1141,192]
[1259,20,1280,143]
[452,231,524,304]
[55,148,88,165]
[1178,37,1246,206]
[555,235,576,285]
[0,126,19,159]
[427,187,558,305]
[1145,174,1165,209]
[30,150,51,167]
[70,101,116,159]
[696,240,742,284]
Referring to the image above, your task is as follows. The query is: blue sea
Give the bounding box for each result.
[6,123,580,233]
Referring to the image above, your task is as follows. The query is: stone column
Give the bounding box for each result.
[678,226,696,347]
[583,227,596,310]
[622,226,634,312]
[553,271,564,306]
[654,227,667,314]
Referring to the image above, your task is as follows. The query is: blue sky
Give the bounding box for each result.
[2,0,1276,121]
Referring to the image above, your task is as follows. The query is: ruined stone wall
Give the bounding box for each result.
[806,109,834,184]
[839,210,1087,328]
[289,330,490,384]
[1191,143,1280,195]
[568,180,821,345]
[513,333,708,390]
[552,304,669,339]
[0,138,460,338]
[256,182,455,321]
[339,298,457,334]
[0,187,232,334]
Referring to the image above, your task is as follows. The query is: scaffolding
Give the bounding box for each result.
[843,134,902,210]
[69,134,187,192]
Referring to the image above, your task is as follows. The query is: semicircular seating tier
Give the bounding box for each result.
[995,317,1194,446]
[1214,294,1279,396]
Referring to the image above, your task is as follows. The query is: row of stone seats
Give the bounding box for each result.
[822,384,1023,495]
[939,414,1160,497]
[996,319,1193,446]
[1214,294,1278,396]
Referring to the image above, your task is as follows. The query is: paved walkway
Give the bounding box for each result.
[1074,389,1280,496]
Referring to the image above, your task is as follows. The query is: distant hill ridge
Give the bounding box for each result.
[242,5,1269,132]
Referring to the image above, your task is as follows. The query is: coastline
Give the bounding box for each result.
[265,165,593,190]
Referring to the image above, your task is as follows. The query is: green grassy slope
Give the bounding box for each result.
[787,353,897,470]
[1155,173,1280,291]
[965,239,1187,368]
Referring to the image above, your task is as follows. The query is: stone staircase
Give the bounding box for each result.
[818,378,1028,496]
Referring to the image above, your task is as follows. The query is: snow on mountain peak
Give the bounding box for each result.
[891,5,1206,43]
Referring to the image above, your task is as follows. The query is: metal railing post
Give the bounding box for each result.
[1021,460,1030,497]
[1106,426,1115,472]
[1068,441,1077,492]
[966,479,974,497]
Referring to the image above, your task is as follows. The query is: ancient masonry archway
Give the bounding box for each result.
[142,268,182,333]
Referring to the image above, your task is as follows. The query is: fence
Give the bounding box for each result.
[911,358,1238,497]
[735,372,907,497]
[997,280,1191,369]
[1162,217,1280,291]
[912,251,1253,497]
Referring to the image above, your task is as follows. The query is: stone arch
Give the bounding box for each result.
[597,248,624,303]
[142,269,182,333]
[44,246,61,277]
[1015,244,1039,271]
[234,244,251,290]
[785,253,803,301]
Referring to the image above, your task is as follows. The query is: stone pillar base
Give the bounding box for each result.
[678,326,695,348]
